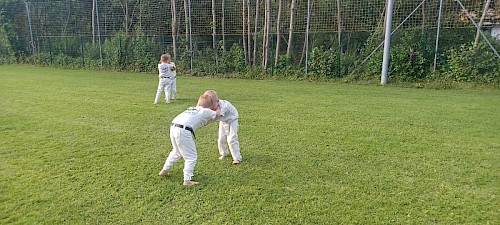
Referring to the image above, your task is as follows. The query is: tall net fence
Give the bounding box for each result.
[1,0,499,80]
[16,0,500,35]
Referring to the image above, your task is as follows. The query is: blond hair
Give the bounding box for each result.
[197,94,213,108]
[160,54,171,63]
[203,90,219,103]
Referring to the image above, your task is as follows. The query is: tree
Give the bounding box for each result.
[171,0,177,59]
[183,0,189,51]
[337,0,342,49]
[260,0,271,68]
[286,0,296,58]
[253,0,260,66]
[242,0,248,64]
[274,0,282,66]
[221,0,226,51]
[247,0,251,64]
[212,0,218,65]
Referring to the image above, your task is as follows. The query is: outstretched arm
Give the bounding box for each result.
[207,107,222,124]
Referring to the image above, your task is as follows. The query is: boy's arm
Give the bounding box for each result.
[207,107,222,124]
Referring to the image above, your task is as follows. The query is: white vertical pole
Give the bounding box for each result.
[304,0,311,77]
[337,0,342,77]
[188,0,193,71]
[381,0,394,85]
[92,0,95,44]
[433,0,443,71]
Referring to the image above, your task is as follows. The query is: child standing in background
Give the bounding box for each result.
[203,90,243,165]
[154,54,176,104]
[167,54,177,100]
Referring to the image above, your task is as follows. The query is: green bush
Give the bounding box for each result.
[187,46,218,76]
[193,59,219,76]
[48,37,81,58]
[83,42,101,61]
[308,46,337,80]
[359,28,433,82]
[0,14,15,64]
[131,30,160,72]
[242,66,268,80]
[103,31,131,70]
[83,58,102,70]
[25,53,51,65]
[389,45,428,82]
[273,54,304,79]
[353,29,384,80]
[445,42,500,84]
[339,53,357,78]
[219,43,245,73]
[52,54,80,69]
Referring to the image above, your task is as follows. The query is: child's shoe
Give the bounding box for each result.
[158,169,169,176]
[232,160,241,165]
[183,180,199,186]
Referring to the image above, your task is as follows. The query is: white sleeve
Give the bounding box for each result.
[203,108,216,119]
[220,101,230,116]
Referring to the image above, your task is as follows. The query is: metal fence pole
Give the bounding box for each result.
[188,0,193,71]
[92,0,96,44]
[81,36,85,67]
[381,0,395,85]
[337,0,342,77]
[350,0,427,77]
[119,37,122,70]
[433,0,443,71]
[49,37,52,65]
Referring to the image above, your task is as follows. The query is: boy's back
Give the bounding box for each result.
[172,106,216,130]
[158,63,172,77]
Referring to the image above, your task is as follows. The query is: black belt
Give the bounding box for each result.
[171,123,195,139]
[160,76,171,79]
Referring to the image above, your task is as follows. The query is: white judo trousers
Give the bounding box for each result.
[218,119,242,161]
[154,77,175,104]
[162,127,197,181]
[171,78,177,99]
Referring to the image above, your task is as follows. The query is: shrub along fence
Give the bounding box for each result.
[1,0,499,84]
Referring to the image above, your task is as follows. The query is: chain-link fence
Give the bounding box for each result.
[1,0,499,82]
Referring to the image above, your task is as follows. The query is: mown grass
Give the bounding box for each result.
[1,64,499,224]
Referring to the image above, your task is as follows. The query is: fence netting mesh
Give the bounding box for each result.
[3,0,499,74]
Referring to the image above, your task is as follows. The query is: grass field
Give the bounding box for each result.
[1,64,499,224]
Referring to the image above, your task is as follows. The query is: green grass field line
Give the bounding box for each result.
[1,65,499,224]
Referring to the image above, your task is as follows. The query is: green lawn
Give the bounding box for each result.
[1,65,499,224]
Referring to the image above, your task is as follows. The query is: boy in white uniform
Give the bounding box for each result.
[158,94,221,186]
[154,54,176,104]
[167,55,177,100]
[204,90,243,165]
